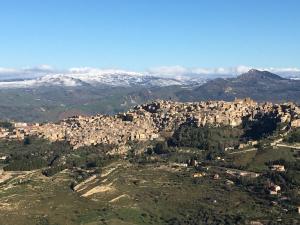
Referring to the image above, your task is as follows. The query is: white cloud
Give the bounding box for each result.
[148,65,188,76]
[148,65,300,79]
[148,65,252,78]
[0,67,19,74]
[0,65,56,80]
[68,67,143,76]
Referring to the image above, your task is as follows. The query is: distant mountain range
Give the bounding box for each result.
[1,69,300,122]
[177,69,300,103]
[0,71,205,88]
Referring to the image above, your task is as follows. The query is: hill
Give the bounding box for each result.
[177,69,300,102]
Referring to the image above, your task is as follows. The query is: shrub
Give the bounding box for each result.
[154,142,170,154]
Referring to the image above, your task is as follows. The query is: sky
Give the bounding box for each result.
[0,0,299,75]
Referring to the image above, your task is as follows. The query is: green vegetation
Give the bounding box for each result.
[226,146,297,172]
[284,128,300,143]
[0,122,299,224]
[0,121,13,129]
[242,114,281,140]
[153,142,170,154]
[0,137,116,174]
[169,124,243,151]
[0,138,71,171]
[1,158,299,225]
[168,115,282,152]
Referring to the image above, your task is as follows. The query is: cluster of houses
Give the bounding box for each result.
[0,122,41,140]
[33,113,160,150]
[1,99,300,151]
[0,127,10,139]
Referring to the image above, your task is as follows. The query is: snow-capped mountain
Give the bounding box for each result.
[0,75,85,88]
[0,70,206,88]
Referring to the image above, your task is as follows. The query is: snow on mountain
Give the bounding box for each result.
[0,69,206,88]
[0,75,84,88]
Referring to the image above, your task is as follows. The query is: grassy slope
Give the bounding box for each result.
[227,147,297,172]
[1,158,299,225]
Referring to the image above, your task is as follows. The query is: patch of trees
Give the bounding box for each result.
[168,124,243,151]
[284,128,300,143]
[242,114,281,140]
[3,137,72,171]
[65,144,117,169]
[2,137,116,174]
[166,114,282,153]
[4,157,48,171]
[166,208,246,225]
[0,121,13,131]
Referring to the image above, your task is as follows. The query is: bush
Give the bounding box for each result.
[154,142,170,154]
[42,165,66,177]
[23,137,31,145]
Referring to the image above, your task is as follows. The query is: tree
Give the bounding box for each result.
[154,142,169,154]
[23,137,31,145]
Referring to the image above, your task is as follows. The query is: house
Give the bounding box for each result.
[213,174,220,180]
[238,143,249,149]
[269,185,281,195]
[193,172,206,178]
[224,146,234,151]
[248,140,258,146]
[271,165,285,172]
[0,155,8,160]
[172,163,188,168]
[291,119,300,128]
[225,179,234,185]
[250,221,263,225]
[14,122,28,128]
[188,159,198,166]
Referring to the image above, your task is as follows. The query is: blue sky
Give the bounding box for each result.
[0,0,299,71]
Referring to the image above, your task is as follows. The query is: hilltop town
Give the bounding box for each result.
[1,98,300,151]
[1,98,300,224]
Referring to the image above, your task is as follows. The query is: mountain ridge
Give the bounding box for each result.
[0,71,205,88]
[177,69,300,103]
[0,69,293,89]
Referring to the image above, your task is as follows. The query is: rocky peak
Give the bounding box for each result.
[238,69,286,81]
